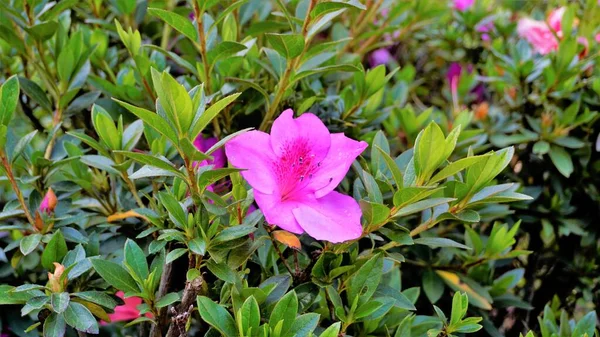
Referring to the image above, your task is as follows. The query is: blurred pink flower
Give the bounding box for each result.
[225,110,367,243]
[476,20,494,41]
[517,18,558,55]
[193,136,226,169]
[102,291,151,324]
[454,0,474,12]
[369,48,392,67]
[596,34,600,43]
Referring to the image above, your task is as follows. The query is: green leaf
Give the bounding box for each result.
[188,237,207,255]
[212,225,256,244]
[450,292,468,326]
[572,311,597,337]
[548,145,573,178]
[266,33,305,59]
[39,0,78,20]
[311,1,365,18]
[90,259,139,294]
[285,313,320,337]
[190,93,241,138]
[72,291,118,309]
[0,75,19,126]
[354,300,385,319]
[113,98,178,144]
[18,77,52,111]
[156,292,180,308]
[92,104,121,150]
[347,254,383,306]
[115,151,186,180]
[20,233,42,256]
[42,231,68,269]
[43,313,66,337]
[63,302,99,333]
[394,198,455,217]
[429,155,489,184]
[51,292,70,314]
[292,64,359,83]
[239,296,260,335]
[158,192,187,228]
[374,145,403,188]
[270,291,298,333]
[166,248,187,263]
[414,237,471,250]
[148,8,197,42]
[152,69,194,134]
[207,41,247,66]
[206,259,237,283]
[124,239,149,280]
[422,269,444,304]
[319,322,341,337]
[414,122,446,183]
[197,296,238,337]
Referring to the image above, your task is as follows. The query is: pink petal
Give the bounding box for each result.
[193,136,226,169]
[254,190,304,234]
[225,131,278,194]
[270,109,331,163]
[454,0,474,12]
[307,133,368,198]
[547,7,566,34]
[517,18,558,55]
[292,191,363,243]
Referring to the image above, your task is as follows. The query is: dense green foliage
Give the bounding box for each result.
[0,0,599,336]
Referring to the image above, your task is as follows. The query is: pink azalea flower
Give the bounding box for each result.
[193,136,226,169]
[454,0,474,12]
[102,291,150,324]
[595,33,600,43]
[517,18,559,55]
[369,48,392,67]
[225,110,368,243]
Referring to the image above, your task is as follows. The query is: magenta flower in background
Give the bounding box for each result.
[193,136,226,169]
[369,48,392,67]
[454,0,474,12]
[225,109,368,243]
[596,34,600,43]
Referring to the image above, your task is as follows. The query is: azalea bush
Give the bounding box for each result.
[0,0,599,337]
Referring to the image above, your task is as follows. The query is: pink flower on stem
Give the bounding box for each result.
[225,110,368,243]
[454,0,474,12]
[102,291,150,324]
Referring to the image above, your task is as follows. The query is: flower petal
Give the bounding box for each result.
[254,190,304,234]
[292,191,363,243]
[270,109,331,163]
[225,131,277,194]
[308,133,368,198]
[194,136,226,168]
